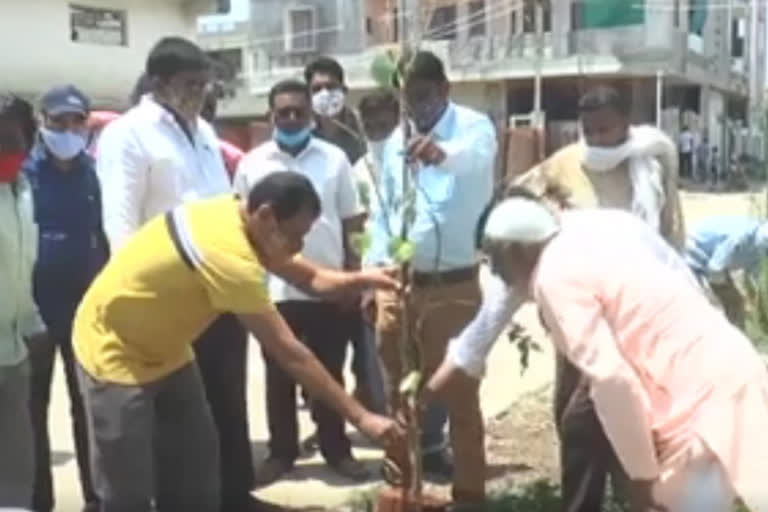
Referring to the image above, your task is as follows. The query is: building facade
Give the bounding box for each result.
[199,0,765,159]
[1,0,222,109]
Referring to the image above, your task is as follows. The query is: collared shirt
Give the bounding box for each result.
[686,216,766,280]
[74,196,272,385]
[0,179,44,368]
[366,103,497,272]
[96,95,232,251]
[533,209,763,481]
[233,138,362,302]
[23,145,109,334]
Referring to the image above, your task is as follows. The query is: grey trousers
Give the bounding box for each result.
[77,362,220,512]
[0,359,34,509]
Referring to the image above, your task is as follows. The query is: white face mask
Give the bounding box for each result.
[40,127,87,160]
[312,88,345,118]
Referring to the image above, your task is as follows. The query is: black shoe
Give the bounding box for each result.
[253,457,293,488]
[422,449,454,482]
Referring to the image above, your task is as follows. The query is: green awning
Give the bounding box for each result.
[579,0,645,28]
[689,0,708,35]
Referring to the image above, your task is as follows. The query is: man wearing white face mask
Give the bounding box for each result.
[23,85,108,512]
[235,80,370,484]
[305,57,366,166]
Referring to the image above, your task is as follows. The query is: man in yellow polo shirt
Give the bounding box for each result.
[73,171,403,512]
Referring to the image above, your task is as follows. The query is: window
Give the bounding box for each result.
[523,1,551,33]
[732,18,745,57]
[69,4,127,46]
[207,49,243,80]
[366,16,373,35]
[469,1,486,37]
[428,5,458,40]
[510,9,519,35]
[284,6,316,53]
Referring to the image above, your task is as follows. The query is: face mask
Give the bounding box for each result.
[0,152,26,183]
[40,127,87,160]
[312,88,346,118]
[410,98,447,133]
[273,125,313,149]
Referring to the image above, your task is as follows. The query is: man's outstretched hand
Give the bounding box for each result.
[356,267,400,292]
[356,411,406,452]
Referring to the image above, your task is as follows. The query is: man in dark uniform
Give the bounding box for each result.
[24,85,109,512]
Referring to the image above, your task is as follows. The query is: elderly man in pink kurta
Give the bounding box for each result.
[426,192,768,512]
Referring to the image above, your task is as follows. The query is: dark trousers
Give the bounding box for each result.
[194,314,254,512]
[0,360,34,509]
[78,362,220,512]
[28,329,97,512]
[265,301,351,464]
[679,151,693,179]
[555,354,628,512]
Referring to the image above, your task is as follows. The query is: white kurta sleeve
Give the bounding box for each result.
[445,273,524,378]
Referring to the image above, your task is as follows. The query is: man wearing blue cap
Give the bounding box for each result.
[23,84,108,512]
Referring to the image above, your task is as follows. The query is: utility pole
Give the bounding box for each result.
[656,70,664,129]
[533,0,545,160]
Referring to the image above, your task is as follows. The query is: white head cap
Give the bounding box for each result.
[483,197,559,244]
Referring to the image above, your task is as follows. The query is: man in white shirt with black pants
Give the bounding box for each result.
[235,80,369,484]
[95,37,257,512]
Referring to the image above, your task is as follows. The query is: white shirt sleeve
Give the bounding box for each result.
[445,273,525,378]
[336,155,363,220]
[97,123,148,251]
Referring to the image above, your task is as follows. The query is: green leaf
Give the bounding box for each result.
[370,51,399,89]
[387,236,414,263]
[350,231,371,258]
[399,370,421,396]
[395,240,414,264]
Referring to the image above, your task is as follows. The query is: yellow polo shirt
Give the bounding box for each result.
[73,196,272,385]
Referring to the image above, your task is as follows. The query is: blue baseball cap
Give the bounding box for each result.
[41,85,90,117]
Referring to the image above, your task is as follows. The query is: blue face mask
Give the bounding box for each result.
[40,127,87,160]
[273,125,312,149]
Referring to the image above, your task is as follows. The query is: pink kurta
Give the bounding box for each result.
[533,209,768,511]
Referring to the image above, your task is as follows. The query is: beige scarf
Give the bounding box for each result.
[581,125,674,231]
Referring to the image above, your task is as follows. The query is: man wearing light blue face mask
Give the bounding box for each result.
[22,84,108,512]
[234,80,370,484]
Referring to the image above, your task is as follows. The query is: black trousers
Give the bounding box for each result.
[554,354,628,512]
[264,301,351,464]
[679,151,693,179]
[194,314,254,512]
[29,328,98,512]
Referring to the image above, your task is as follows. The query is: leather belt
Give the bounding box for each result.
[412,265,479,287]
